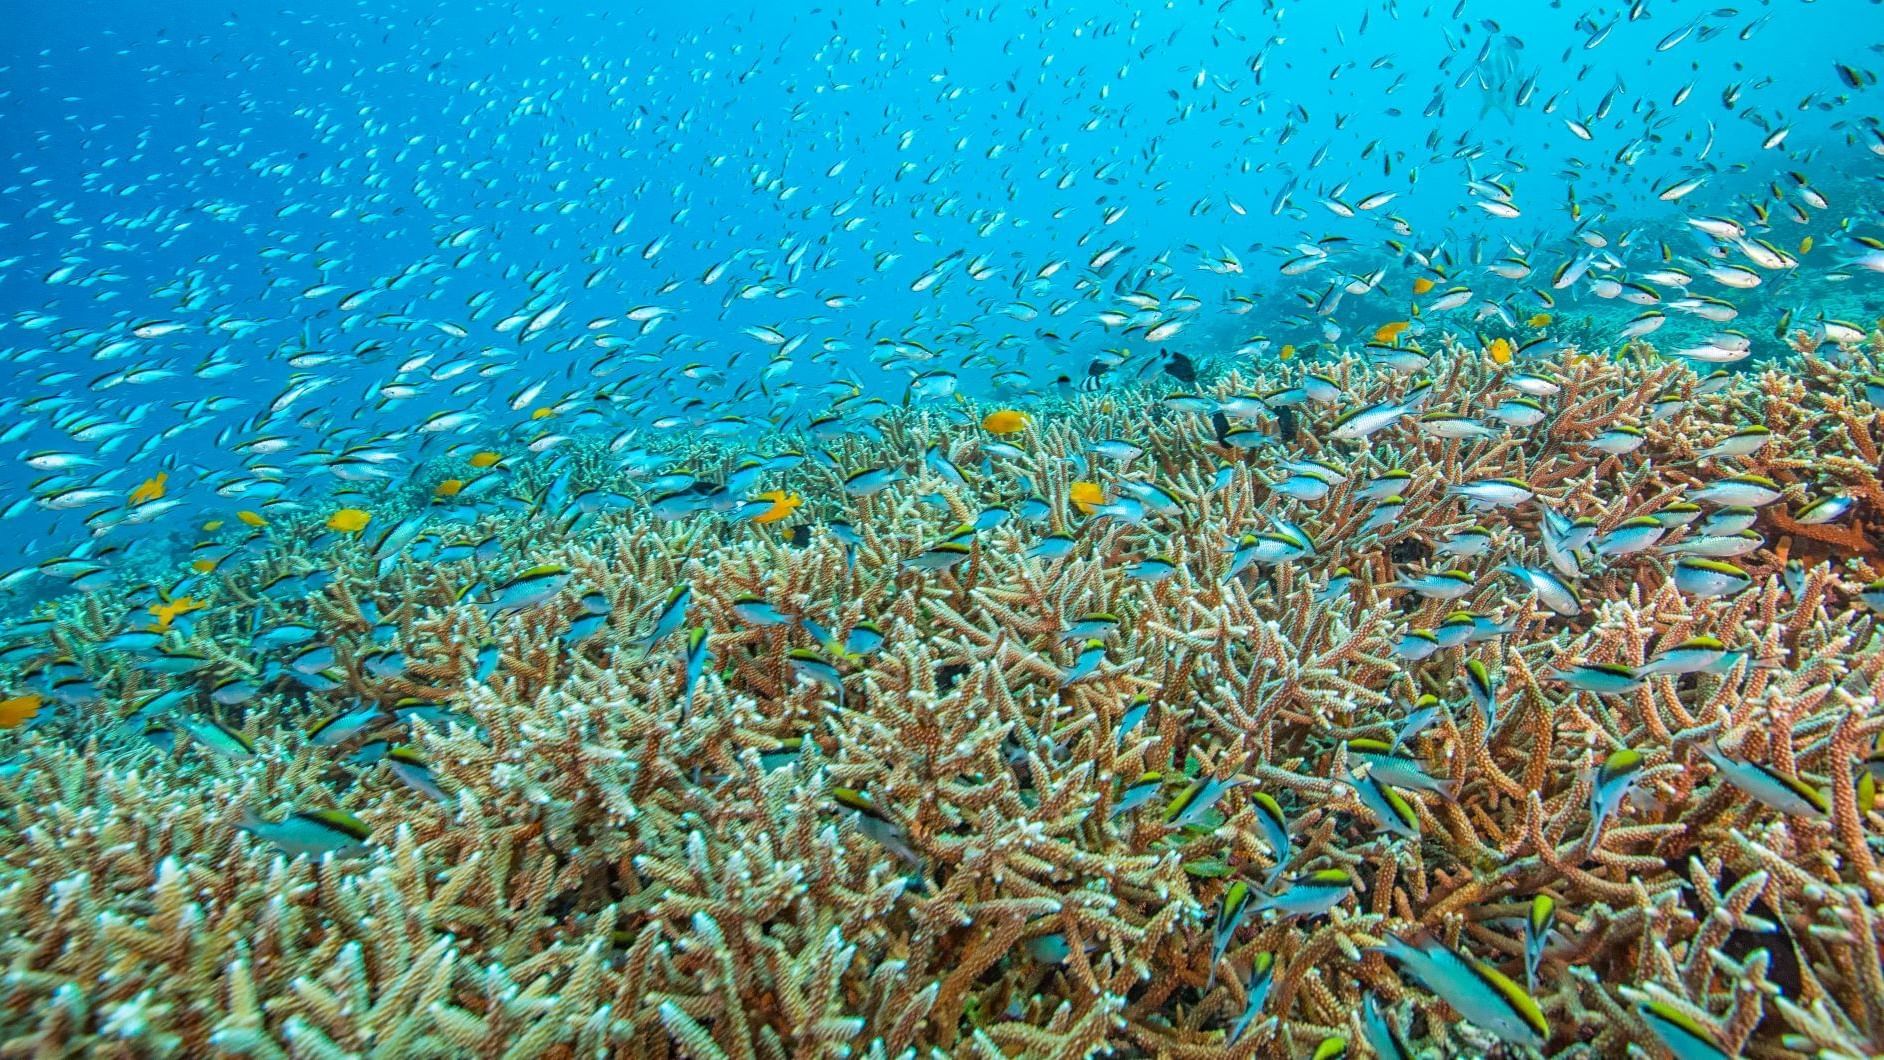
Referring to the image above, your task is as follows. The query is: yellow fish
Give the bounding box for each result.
[434,479,465,499]
[327,508,371,533]
[1412,277,1436,295]
[1526,313,1553,327]
[149,597,205,632]
[1861,732,1882,813]
[469,451,503,468]
[1279,344,1295,361]
[1069,481,1107,514]
[1487,338,1514,365]
[128,471,168,506]
[530,407,555,420]
[237,510,267,527]
[0,693,42,730]
[202,519,225,532]
[980,409,1031,434]
[750,490,803,525]
[1799,236,1813,255]
[1372,321,1411,344]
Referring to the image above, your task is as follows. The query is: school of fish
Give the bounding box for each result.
[2,0,1883,1056]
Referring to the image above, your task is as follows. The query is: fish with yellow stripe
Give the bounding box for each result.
[1374,932,1548,1049]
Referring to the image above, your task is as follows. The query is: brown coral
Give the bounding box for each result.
[2,345,1883,1058]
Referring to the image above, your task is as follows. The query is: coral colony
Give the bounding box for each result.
[3,1,1884,1057]
[4,339,1884,1056]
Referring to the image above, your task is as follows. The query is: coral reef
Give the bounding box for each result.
[3,341,1883,1058]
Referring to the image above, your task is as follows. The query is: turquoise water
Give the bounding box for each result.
[1,0,1876,579]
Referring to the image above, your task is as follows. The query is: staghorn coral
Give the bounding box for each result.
[2,343,1883,1058]
[1726,346,1884,571]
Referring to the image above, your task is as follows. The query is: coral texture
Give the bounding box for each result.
[3,342,1883,1059]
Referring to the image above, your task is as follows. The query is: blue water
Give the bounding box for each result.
[0,0,1876,585]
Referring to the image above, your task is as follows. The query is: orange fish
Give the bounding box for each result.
[980,409,1031,434]
[1069,481,1107,514]
[1372,321,1411,344]
[1487,338,1514,365]
[0,693,42,730]
[469,451,503,468]
[1412,277,1436,295]
[750,490,803,525]
[434,479,465,498]
[327,508,371,533]
[128,471,168,506]
[149,597,205,632]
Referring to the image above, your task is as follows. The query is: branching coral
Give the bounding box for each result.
[2,343,1883,1057]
